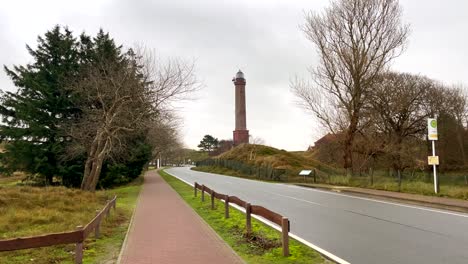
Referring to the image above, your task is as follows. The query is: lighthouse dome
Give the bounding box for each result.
[235,70,244,79]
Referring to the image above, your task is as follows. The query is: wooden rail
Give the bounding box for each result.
[0,196,117,264]
[194,182,290,256]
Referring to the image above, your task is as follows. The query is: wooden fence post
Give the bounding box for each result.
[75,226,83,264]
[194,182,198,197]
[201,185,205,202]
[245,203,252,235]
[210,190,215,209]
[112,198,116,210]
[282,217,289,257]
[106,200,111,218]
[224,195,229,218]
[95,210,101,239]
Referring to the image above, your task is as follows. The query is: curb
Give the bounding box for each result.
[116,176,144,264]
[294,183,468,214]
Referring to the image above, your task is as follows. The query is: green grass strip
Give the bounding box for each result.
[80,178,143,263]
[159,169,329,264]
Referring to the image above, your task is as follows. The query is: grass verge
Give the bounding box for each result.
[194,166,468,200]
[159,169,329,264]
[192,165,244,176]
[192,166,275,182]
[0,176,143,264]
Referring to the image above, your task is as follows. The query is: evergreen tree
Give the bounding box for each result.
[0,26,183,189]
[198,135,219,153]
[0,25,89,185]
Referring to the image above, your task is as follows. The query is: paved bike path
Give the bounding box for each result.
[118,170,243,264]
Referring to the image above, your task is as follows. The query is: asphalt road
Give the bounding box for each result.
[166,167,468,264]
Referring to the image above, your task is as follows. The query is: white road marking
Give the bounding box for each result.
[264,191,324,206]
[288,185,468,218]
[171,168,468,218]
[229,203,351,264]
[164,169,351,264]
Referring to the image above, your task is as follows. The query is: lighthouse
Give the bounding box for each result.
[233,70,249,145]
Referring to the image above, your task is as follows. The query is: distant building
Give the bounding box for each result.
[313,133,339,148]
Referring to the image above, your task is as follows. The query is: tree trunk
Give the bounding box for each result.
[81,133,108,191]
[455,121,466,166]
[343,122,357,177]
[397,169,402,192]
[88,154,106,191]
[81,134,100,190]
[82,149,107,191]
[393,135,403,190]
[45,174,53,186]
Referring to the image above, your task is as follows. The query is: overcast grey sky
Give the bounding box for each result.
[1,0,467,150]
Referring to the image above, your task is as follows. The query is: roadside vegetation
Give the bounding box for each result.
[0,176,142,263]
[0,24,193,261]
[0,25,198,190]
[195,144,341,180]
[159,169,329,264]
[194,144,468,200]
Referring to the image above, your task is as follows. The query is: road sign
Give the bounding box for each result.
[427,118,438,140]
[427,118,439,193]
[299,170,312,176]
[428,156,439,166]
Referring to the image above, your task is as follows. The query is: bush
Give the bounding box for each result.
[196,158,287,181]
[99,140,152,188]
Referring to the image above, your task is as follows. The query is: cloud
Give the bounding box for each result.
[1,0,467,150]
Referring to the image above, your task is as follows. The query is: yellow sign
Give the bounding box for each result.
[428,156,439,165]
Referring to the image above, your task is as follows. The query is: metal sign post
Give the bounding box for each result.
[427,118,439,194]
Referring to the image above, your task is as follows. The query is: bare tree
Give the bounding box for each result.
[369,72,434,186]
[292,0,410,176]
[67,50,199,191]
[250,136,266,146]
[146,114,183,162]
[211,139,234,156]
[248,135,267,160]
[445,86,467,169]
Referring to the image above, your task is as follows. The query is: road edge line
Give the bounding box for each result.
[289,184,468,218]
[164,168,351,264]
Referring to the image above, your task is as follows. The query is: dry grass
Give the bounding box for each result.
[0,186,111,239]
[0,177,143,264]
[217,144,342,176]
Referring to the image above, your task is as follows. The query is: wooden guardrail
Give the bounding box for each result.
[0,196,117,264]
[194,182,290,256]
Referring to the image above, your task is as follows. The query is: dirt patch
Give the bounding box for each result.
[243,232,281,250]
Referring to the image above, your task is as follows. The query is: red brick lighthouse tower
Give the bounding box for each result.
[233,70,249,145]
